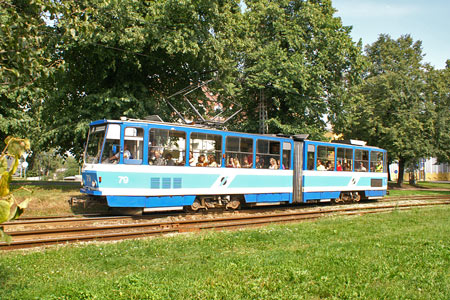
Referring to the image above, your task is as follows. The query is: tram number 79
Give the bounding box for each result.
[118,176,129,184]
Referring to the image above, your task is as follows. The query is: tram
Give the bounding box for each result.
[80,118,388,214]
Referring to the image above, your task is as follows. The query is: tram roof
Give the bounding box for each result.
[90,118,291,140]
[89,118,386,151]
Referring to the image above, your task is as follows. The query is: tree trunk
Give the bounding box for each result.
[387,160,392,182]
[397,157,405,187]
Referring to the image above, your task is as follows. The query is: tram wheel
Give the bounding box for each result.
[226,200,241,210]
[352,192,361,203]
[190,200,203,211]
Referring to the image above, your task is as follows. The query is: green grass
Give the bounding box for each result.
[10,184,82,216]
[414,181,450,189]
[388,189,450,197]
[1,206,449,299]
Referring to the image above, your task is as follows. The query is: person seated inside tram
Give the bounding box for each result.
[343,162,351,171]
[277,159,284,170]
[336,161,343,171]
[269,158,278,169]
[255,156,263,169]
[165,153,175,166]
[197,154,206,167]
[226,157,234,168]
[375,161,383,172]
[326,161,334,171]
[208,156,218,167]
[189,153,195,166]
[317,159,326,171]
[234,157,241,168]
[358,162,367,172]
[153,150,165,166]
[242,156,251,168]
[110,143,131,163]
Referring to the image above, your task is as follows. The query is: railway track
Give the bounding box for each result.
[1,196,449,251]
[5,194,450,226]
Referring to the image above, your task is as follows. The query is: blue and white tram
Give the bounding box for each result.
[81,118,388,214]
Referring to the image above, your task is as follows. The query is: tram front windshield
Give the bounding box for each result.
[85,125,106,164]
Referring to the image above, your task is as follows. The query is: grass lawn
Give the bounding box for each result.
[388,189,450,197]
[11,184,82,216]
[1,206,448,299]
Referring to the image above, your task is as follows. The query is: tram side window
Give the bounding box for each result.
[337,148,353,171]
[149,128,186,166]
[123,127,144,164]
[282,142,291,170]
[317,146,335,171]
[190,132,222,167]
[256,140,280,169]
[355,149,369,172]
[102,124,121,164]
[370,151,385,172]
[225,136,253,168]
[307,144,315,170]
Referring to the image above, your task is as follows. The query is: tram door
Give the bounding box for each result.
[292,141,304,203]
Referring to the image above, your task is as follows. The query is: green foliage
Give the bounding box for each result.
[333,34,443,185]
[0,137,31,243]
[0,0,96,153]
[234,0,365,136]
[1,0,364,157]
[37,0,244,158]
[63,157,81,177]
[1,207,449,299]
[427,62,450,163]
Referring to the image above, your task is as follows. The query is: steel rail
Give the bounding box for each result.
[1,200,449,251]
[7,194,450,227]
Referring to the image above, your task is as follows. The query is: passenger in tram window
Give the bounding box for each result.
[242,156,251,168]
[326,161,334,171]
[375,161,383,172]
[149,150,155,164]
[165,153,175,166]
[317,160,326,171]
[277,159,284,169]
[269,158,278,169]
[110,143,131,163]
[197,154,206,167]
[336,161,343,171]
[255,156,263,169]
[344,162,352,171]
[226,157,234,167]
[208,156,218,167]
[189,153,195,166]
[247,155,253,167]
[154,150,165,166]
[234,157,241,168]
[358,162,367,172]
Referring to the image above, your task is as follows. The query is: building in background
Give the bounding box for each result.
[390,158,450,182]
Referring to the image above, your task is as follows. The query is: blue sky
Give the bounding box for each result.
[333,0,449,69]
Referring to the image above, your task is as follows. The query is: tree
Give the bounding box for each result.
[233,0,365,138]
[0,0,96,154]
[0,1,54,147]
[333,34,436,185]
[38,0,243,157]
[426,61,450,163]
